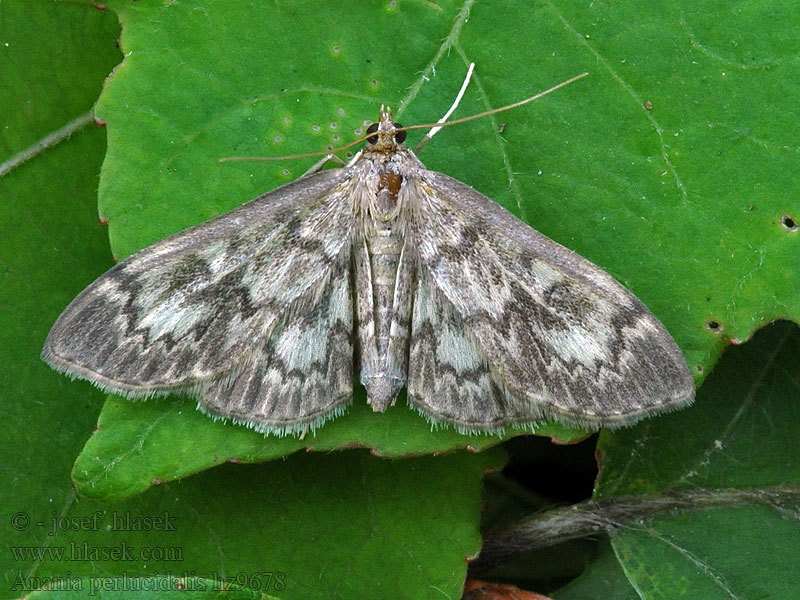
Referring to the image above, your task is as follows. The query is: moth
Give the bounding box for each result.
[43,95,694,436]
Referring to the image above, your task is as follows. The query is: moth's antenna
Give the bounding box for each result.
[219,70,588,163]
[415,62,475,153]
[402,71,589,146]
[219,132,374,163]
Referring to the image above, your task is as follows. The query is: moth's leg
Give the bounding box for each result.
[301,154,345,177]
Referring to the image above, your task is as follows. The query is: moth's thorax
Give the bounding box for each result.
[375,170,403,221]
[357,108,423,224]
[351,143,423,235]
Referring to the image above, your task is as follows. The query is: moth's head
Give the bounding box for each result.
[365,106,406,154]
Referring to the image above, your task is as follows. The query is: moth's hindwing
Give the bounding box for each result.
[408,171,695,430]
[42,169,355,433]
[408,263,536,430]
[198,254,354,433]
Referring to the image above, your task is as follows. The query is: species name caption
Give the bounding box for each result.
[42,70,694,436]
[10,571,286,595]
[9,511,286,594]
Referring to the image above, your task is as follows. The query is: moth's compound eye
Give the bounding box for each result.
[394,125,406,144]
[366,123,379,144]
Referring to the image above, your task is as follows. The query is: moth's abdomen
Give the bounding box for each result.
[369,231,403,357]
[359,227,407,411]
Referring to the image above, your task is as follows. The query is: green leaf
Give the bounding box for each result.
[2,3,504,600]
[552,539,640,600]
[610,505,800,599]
[0,0,126,597]
[71,0,606,485]
[596,321,799,496]
[551,320,800,598]
[72,393,583,501]
[78,0,798,470]
[99,0,800,354]
[14,451,505,600]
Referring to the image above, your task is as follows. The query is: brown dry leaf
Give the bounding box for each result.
[463,578,554,600]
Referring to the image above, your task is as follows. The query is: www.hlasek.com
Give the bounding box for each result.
[11,540,181,562]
